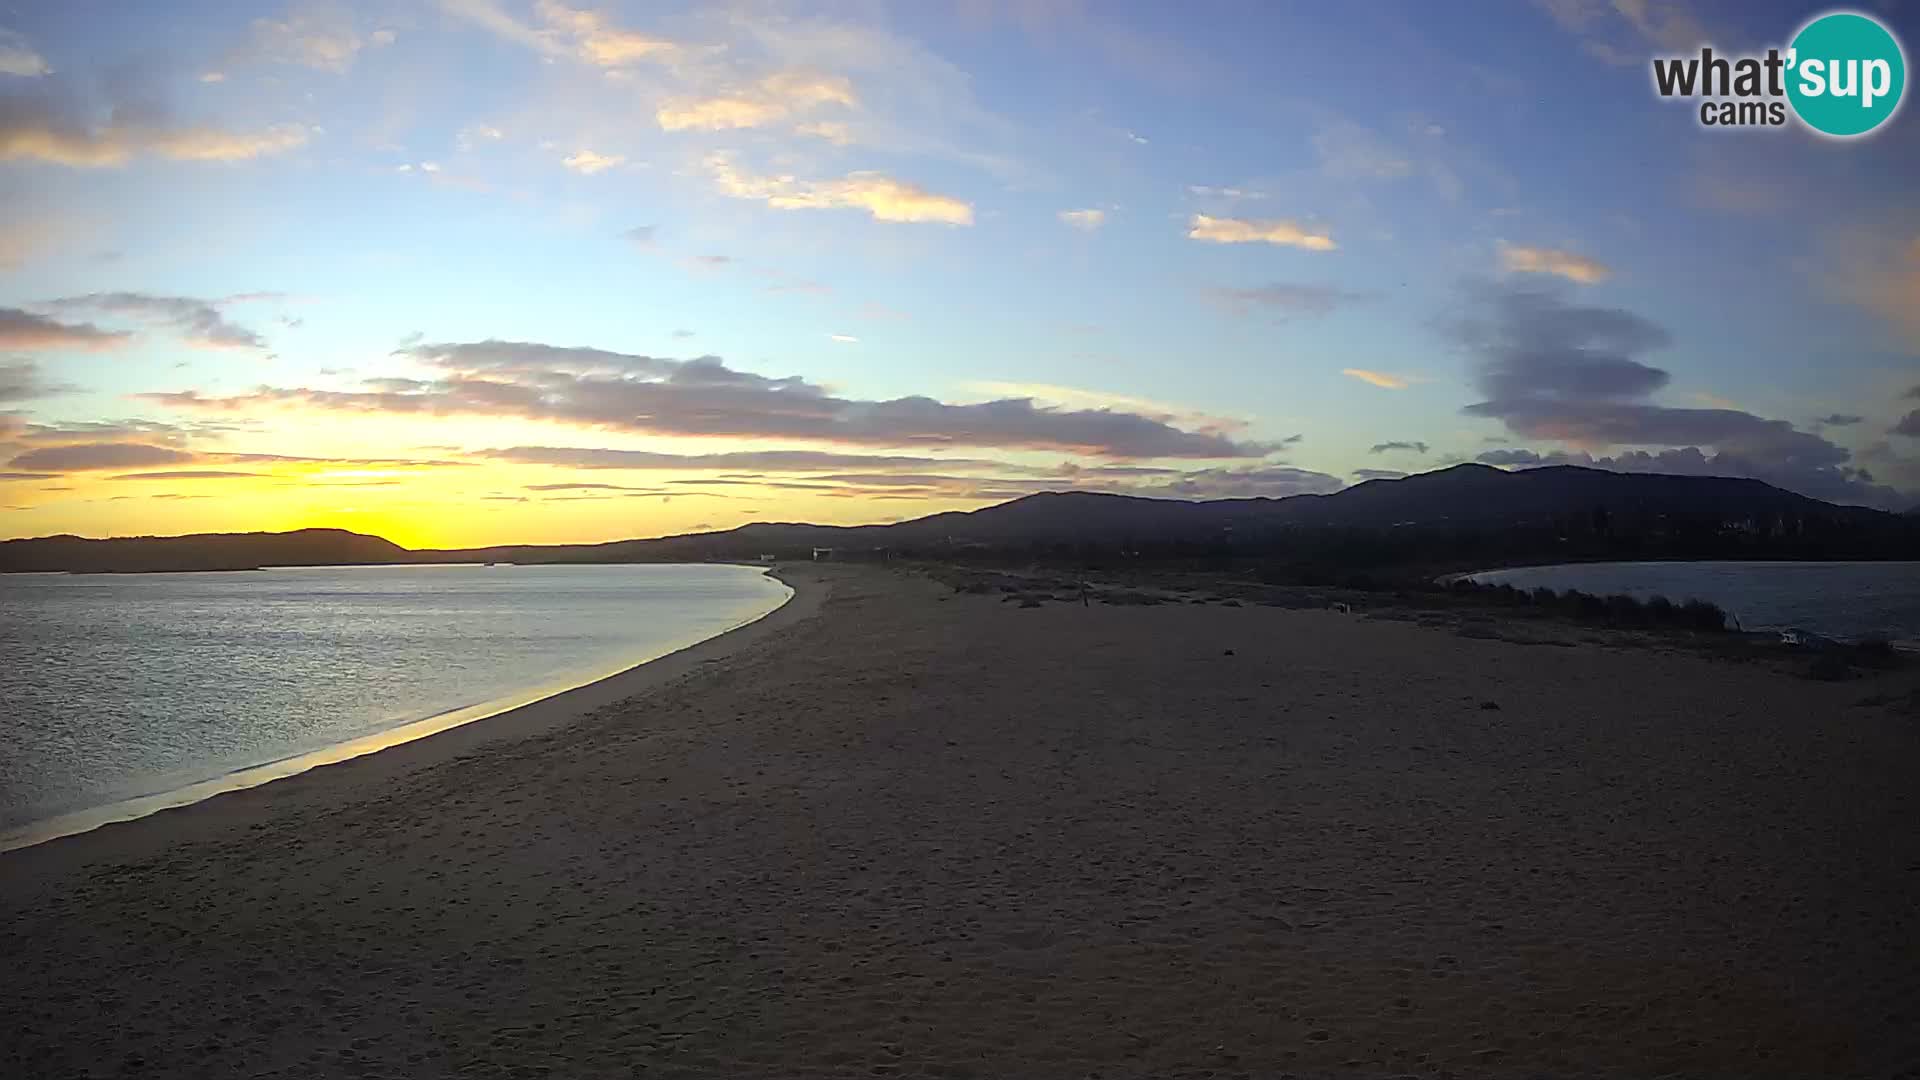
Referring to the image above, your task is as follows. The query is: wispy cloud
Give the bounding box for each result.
[109,470,261,481]
[0,98,310,167]
[706,153,973,225]
[437,0,676,65]
[1499,242,1612,284]
[828,333,859,343]
[1341,368,1414,390]
[232,1,394,74]
[657,71,855,132]
[1187,185,1267,201]
[535,0,676,65]
[143,340,1267,458]
[1532,0,1713,65]
[43,293,278,351]
[1312,121,1412,180]
[479,446,1023,473]
[795,120,851,144]
[1368,440,1429,455]
[0,29,50,77]
[0,308,131,351]
[1205,283,1369,318]
[1058,208,1106,231]
[562,148,624,175]
[1187,214,1334,251]
[9,443,198,471]
[962,380,1243,435]
[0,360,80,402]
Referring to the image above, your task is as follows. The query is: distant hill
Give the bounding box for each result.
[2,464,1910,574]
[0,528,409,574]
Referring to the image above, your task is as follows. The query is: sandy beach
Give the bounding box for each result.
[4,564,1918,1078]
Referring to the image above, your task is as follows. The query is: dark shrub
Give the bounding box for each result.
[1679,599,1728,631]
[1603,593,1646,623]
[1530,586,1558,605]
[1563,590,1607,619]
[1645,595,1675,620]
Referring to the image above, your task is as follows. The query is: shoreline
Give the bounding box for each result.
[0,565,822,870]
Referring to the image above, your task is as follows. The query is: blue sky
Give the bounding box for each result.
[2,0,1918,545]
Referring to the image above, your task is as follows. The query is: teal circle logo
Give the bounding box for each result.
[1786,11,1906,137]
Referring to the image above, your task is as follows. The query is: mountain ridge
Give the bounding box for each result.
[3,464,1909,573]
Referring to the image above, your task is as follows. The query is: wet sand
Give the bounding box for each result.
[4,564,1918,1078]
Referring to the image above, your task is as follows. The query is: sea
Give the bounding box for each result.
[1465,560,1920,644]
[0,563,791,848]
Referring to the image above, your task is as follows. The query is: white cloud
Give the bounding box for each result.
[1188,185,1267,200]
[657,70,855,132]
[963,380,1242,433]
[706,154,972,225]
[795,120,852,144]
[534,0,676,65]
[438,0,676,65]
[1058,208,1106,231]
[1341,368,1413,390]
[1499,242,1612,284]
[562,149,624,175]
[0,109,312,167]
[829,333,859,343]
[1187,214,1335,251]
[0,29,50,77]
[436,0,565,56]
[456,124,505,151]
[241,1,387,74]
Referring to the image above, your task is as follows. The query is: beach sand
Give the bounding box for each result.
[4,564,1918,1078]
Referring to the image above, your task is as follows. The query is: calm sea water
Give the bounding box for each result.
[0,563,790,843]
[1466,561,1920,643]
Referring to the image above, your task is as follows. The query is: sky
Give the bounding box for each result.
[2,0,1918,548]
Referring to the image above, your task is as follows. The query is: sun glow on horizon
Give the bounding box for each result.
[2,0,1916,538]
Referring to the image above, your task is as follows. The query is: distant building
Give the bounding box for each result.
[811,547,835,561]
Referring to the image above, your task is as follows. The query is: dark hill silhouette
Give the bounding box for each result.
[1266,464,1852,530]
[0,528,409,574]
[1,464,1909,574]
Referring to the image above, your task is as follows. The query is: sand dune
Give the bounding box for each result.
[4,565,1918,1078]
